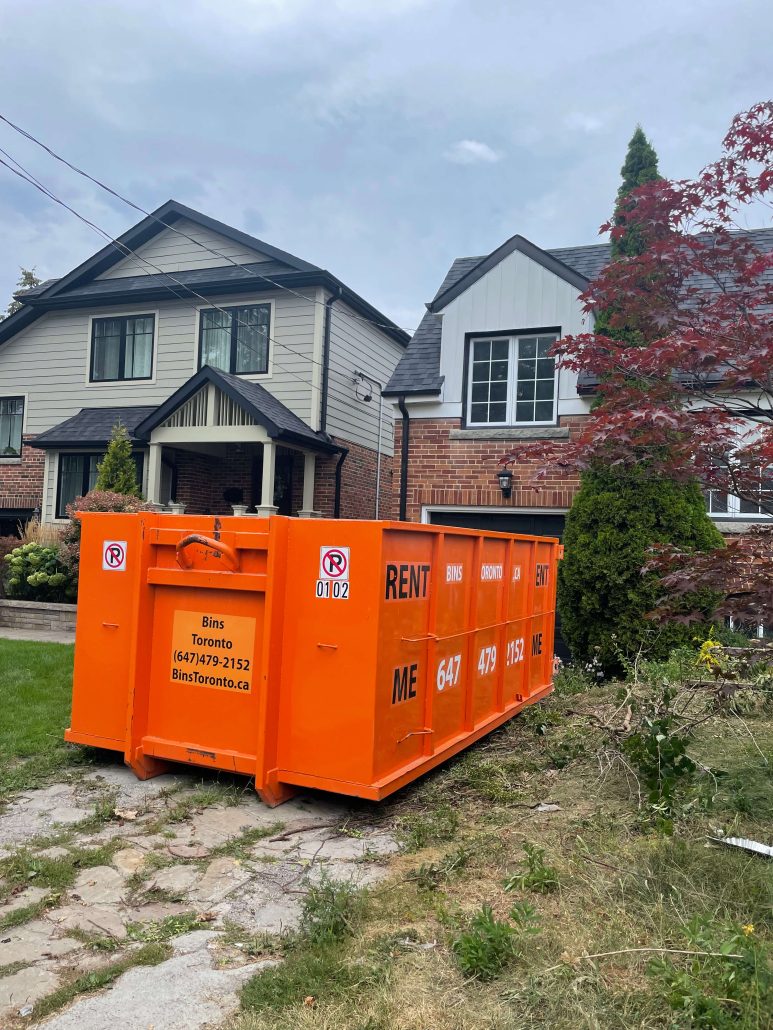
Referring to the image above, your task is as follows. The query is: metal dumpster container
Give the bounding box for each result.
[67,514,561,805]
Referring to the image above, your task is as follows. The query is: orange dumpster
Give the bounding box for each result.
[67,514,561,806]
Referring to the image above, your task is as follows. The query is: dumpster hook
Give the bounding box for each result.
[176,534,239,572]
[397,729,433,744]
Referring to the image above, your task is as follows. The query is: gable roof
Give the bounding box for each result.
[0,200,409,347]
[383,230,773,397]
[31,406,156,449]
[134,365,340,452]
[428,234,591,313]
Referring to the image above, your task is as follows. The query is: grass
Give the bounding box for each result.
[229,675,773,1030]
[0,639,89,801]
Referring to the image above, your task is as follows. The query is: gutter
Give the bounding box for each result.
[320,287,342,433]
[333,447,349,518]
[397,395,410,522]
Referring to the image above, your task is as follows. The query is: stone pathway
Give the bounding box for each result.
[0,762,397,1028]
[0,627,75,645]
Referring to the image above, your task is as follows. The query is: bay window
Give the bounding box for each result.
[467,333,558,426]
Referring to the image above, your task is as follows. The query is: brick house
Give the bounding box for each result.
[0,201,408,533]
[384,229,773,540]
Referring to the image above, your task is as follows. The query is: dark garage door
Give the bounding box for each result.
[428,510,570,660]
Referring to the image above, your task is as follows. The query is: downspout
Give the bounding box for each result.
[398,394,410,522]
[320,287,342,434]
[333,447,348,518]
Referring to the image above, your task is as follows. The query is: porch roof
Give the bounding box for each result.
[135,365,341,453]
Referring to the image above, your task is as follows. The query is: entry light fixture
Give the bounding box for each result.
[497,468,514,499]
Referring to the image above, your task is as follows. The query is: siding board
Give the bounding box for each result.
[327,302,405,455]
[98,219,272,279]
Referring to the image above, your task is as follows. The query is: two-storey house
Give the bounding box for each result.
[384,229,773,540]
[0,201,408,533]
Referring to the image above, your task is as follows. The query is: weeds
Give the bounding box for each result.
[298,874,366,947]
[647,918,771,1029]
[504,843,560,894]
[127,912,208,943]
[452,901,540,981]
[397,803,459,851]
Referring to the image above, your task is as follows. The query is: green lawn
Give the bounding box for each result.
[0,639,87,800]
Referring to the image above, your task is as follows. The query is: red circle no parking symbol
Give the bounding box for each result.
[321,548,348,578]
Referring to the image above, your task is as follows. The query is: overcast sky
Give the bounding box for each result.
[0,0,770,331]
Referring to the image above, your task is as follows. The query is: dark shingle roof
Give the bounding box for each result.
[31,406,156,449]
[133,365,338,452]
[20,261,299,304]
[384,231,773,396]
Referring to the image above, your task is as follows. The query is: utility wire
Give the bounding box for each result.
[0,150,376,404]
[0,111,417,338]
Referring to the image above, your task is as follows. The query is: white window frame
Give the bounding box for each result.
[705,487,772,520]
[466,332,559,428]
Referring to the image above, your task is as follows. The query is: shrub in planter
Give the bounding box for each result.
[3,541,76,602]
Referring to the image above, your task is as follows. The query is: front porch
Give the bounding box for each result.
[138,366,338,518]
[147,438,317,518]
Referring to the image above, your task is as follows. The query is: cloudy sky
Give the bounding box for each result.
[0,0,770,331]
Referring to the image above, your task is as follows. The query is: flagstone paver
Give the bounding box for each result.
[0,763,397,1026]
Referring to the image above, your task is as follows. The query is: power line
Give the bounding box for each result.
[0,111,418,338]
[0,150,376,405]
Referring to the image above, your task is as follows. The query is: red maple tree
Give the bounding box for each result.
[505,102,773,626]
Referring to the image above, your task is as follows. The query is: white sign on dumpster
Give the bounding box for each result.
[102,540,127,572]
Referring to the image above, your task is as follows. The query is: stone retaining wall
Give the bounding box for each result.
[0,598,77,633]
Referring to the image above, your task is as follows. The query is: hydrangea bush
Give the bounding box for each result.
[3,542,77,602]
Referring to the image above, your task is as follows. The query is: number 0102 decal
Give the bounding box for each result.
[315,579,350,600]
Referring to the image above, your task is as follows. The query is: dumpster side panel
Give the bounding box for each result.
[431,533,473,750]
[372,528,435,781]
[276,520,380,786]
[68,514,148,749]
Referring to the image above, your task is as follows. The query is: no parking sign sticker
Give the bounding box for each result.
[102,540,127,572]
[319,546,350,581]
[316,545,350,599]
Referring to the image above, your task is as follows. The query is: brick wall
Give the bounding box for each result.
[392,417,586,522]
[0,437,45,512]
[171,439,393,519]
[314,437,395,519]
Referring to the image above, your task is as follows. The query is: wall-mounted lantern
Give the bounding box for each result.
[497,467,514,499]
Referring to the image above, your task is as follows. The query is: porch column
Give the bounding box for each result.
[298,452,321,518]
[256,440,279,518]
[146,442,163,506]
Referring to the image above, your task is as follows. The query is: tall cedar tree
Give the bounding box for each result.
[95,423,142,497]
[557,128,723,673]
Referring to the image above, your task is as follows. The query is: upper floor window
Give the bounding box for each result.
[0,396,24,458]
[467,333,558,426]
[199,303,270,375]
[91,315,155,382]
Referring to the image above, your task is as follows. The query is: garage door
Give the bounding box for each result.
[428,510,569,660]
